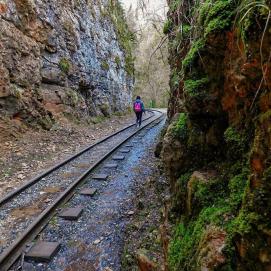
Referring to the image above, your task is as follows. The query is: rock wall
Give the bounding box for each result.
[161,0,271,270]
[0,0,133,131]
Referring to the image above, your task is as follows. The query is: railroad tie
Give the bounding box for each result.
[80,188,97,196]
[25,241,60,262]
[119,148,130,153]
[112,155,125,161]
[58,207,83,220]
[92,174,109,180]
[104,163,118,169]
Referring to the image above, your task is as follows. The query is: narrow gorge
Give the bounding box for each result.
[0,0,271,270]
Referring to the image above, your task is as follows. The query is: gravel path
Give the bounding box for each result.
[11,114,166,271]
[0,113,139,198]
[0,112,156,255]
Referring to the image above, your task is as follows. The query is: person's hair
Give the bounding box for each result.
[136,96,141,99]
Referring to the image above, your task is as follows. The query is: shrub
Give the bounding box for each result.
[163,19,173,34]
[101,60,110,70]
[59,58,71,74]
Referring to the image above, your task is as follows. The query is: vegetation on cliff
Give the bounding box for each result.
[161,0,271,270]
[106,0,136,76]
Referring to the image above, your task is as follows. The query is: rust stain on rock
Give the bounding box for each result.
[0,3,7,13]
[251,157,263,173]
[11,205,41,220]
[42,186,61,193]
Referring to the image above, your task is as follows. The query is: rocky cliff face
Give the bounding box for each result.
[0,0,133,133]
[161,0,271,270]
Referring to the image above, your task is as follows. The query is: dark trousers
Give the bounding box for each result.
[135,111,143,126]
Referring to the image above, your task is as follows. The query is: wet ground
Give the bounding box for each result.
[16,115,166,271]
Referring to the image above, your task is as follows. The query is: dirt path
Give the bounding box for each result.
[0,113,138,197]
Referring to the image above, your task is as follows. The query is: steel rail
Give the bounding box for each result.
[0,111,155,207]
[0,110,164,271]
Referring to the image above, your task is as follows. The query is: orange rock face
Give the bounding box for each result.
[162,1,271,269]
[0,3,7,14]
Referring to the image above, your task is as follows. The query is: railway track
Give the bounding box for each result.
[0,109,164,271]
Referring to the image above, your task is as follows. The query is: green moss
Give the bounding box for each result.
[205,15,233,37]
[184,77,209,96]
[39,115,54,130]
[178,173,192,187]
[101,60,110,70]
[224,127,246,155]
[115,56,121,68]
[173,113,188,139]
[228,169,249,211]
[193,178,226,208]
[224,127,242,143]
[163,19,173,34]
[227,211,260,236]
[181,24,191,37]
[168,160,252,269]
[172,173,192,212]
[199,0,236,37]
[182,39,205,72]
[169,205,231,271]
[199,0,212,25]
[59,58,71,74]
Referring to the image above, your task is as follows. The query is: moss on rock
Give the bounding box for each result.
[59,58,71,74]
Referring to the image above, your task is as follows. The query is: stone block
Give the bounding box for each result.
[25,241,60,262]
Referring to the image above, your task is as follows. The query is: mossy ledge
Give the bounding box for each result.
[162,0,271,270]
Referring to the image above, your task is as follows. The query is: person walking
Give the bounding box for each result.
[133,96,145,127]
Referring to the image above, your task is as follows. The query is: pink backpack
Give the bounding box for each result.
[134,102,142,112]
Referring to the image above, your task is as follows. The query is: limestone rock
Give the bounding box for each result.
[0,0,133,132]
